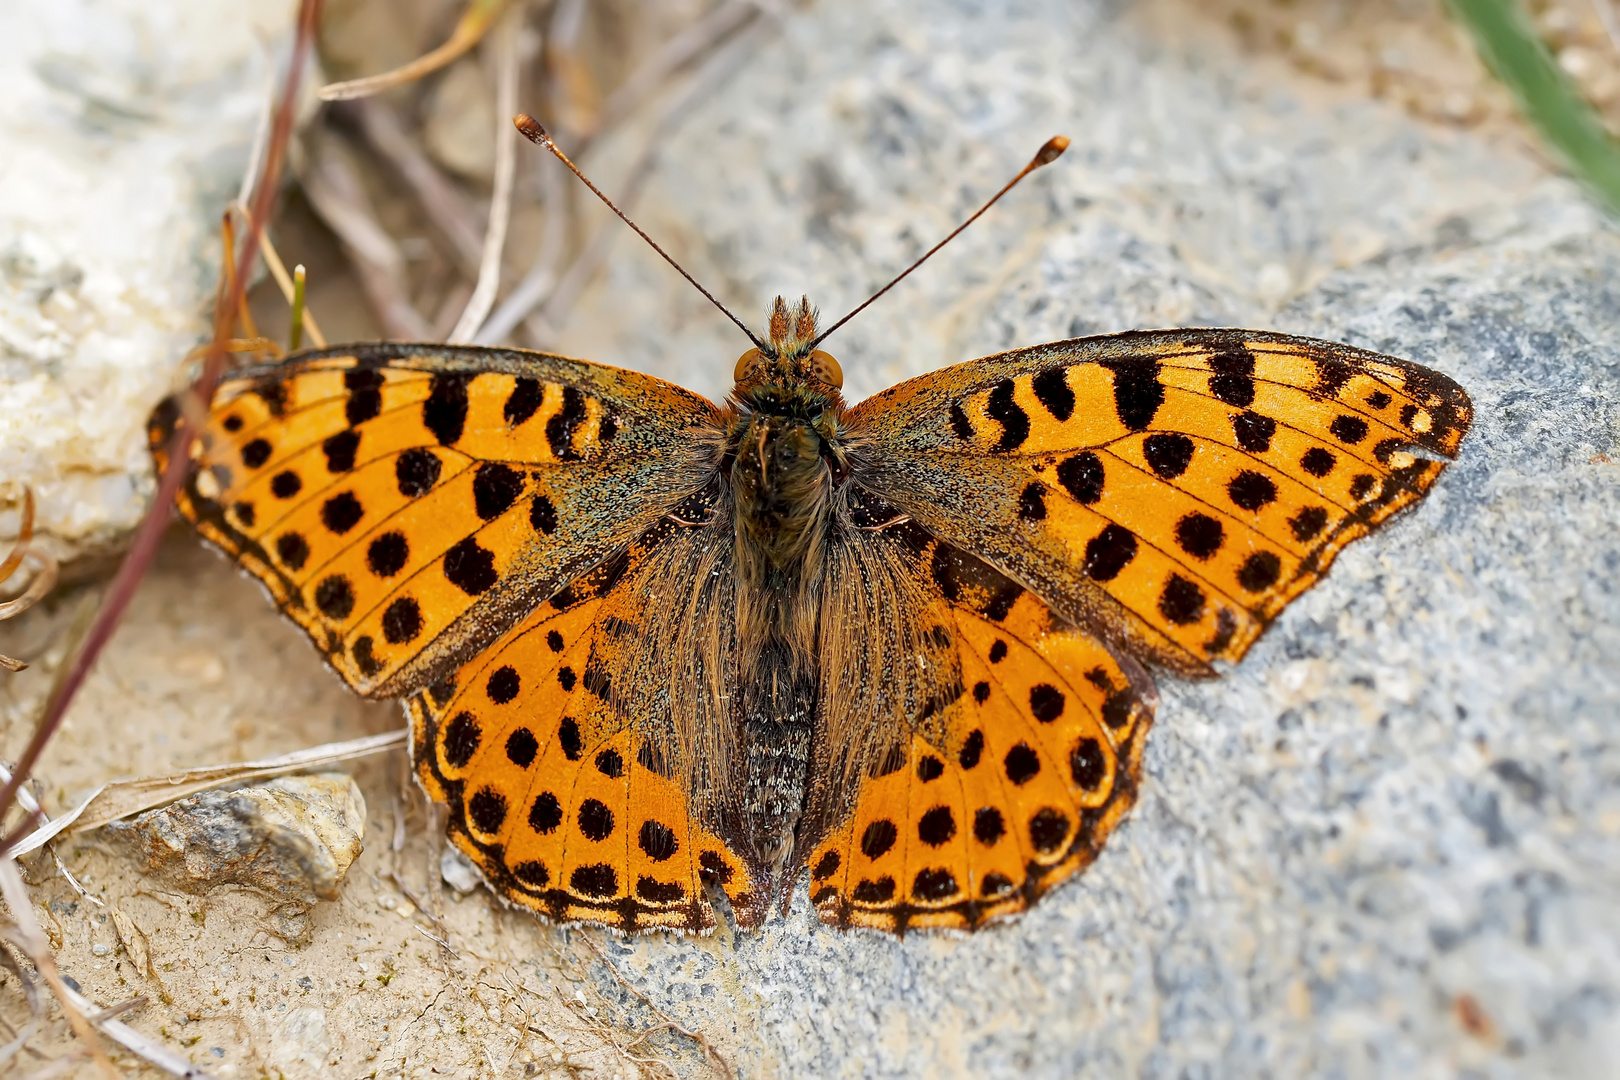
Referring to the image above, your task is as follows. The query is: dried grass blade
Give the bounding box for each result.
[0,860,117,1078]
[319,0,512,102]
[5,730,406,857]
[0,0,323,851]
[0,489,36,583]
[450,6,522,343]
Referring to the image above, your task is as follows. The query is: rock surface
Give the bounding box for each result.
[551,3,1620,1078]
[0,0,1616,1077]
[0,0,294,566]
[106,772,367,941]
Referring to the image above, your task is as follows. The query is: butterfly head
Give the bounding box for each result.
[733,295,843,394]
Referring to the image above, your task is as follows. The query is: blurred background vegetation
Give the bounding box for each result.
[253,0,1620,350]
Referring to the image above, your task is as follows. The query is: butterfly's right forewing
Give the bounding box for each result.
[843,329,1472,677]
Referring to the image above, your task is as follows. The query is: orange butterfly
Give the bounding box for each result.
[149,124,1471,935]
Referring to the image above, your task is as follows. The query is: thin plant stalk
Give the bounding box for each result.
[0,0,326,855]
[289,264,308,351]
[318,0,511,101]
[1448,0,1620,216]
[450,5,523,343]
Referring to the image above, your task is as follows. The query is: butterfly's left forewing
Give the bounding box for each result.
[150,344,723,698]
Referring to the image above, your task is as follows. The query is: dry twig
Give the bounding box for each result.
[349,99,488,276]
[0,0,322,861]
[0,861,116,1078]
[521,14,774,345]
[319,0,514,102]
[450,6,524,343]
[302,135,435,339]
[6,730,406,858]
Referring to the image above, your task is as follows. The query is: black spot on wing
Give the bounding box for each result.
[1031,367,1075,421]
[444,538,498,595]
[986,380,1030,451]
[396,448,441,497]
[1099,357,1164,431]
[1083,524,1137,581]
[473,463,524,520]
[504,377,543,426]
[423,373,470,445]
[323,430,361,473]
[546,387,587,460]
[1231,411,1275,453]
[1055,451,1105,504]
[949,402,974,440]
[1143,433,1194,479]
[1207,346,1256,407]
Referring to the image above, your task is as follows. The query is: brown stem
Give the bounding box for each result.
[0,0,327,852]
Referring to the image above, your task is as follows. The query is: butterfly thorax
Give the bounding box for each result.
[716,297,854,876]
[726,381,844,667]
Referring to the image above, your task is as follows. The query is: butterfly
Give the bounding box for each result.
[148,126,1472,935]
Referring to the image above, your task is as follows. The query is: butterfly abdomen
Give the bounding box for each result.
[724,379,846,880]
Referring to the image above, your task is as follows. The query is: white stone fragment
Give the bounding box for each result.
[0,1,295,564]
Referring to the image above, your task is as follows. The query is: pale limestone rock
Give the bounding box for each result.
[107,772,366,927]
[0,1,295,565]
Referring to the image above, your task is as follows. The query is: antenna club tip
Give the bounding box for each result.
[1034,135,1070,166]
[513,113,549,144]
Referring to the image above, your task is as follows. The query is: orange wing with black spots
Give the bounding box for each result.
[803,494,1154,932]
[844,329,1473,678]
[148,344,723,698]
[406,487,760,933]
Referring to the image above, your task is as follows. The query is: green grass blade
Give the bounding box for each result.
[1447,0,1620,217]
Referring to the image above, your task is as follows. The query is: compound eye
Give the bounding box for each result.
[808,350,843,389]
[734,348,762,382]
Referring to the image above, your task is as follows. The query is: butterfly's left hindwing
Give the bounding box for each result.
[149,344,723,698]
[844,329,1473,677]
[803,492,1155,932]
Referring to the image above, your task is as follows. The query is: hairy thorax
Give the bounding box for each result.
[727,382,843,666]
[717,296,850,875]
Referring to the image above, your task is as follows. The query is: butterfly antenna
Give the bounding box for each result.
[806,135,1070,353]
[514,114,769,352]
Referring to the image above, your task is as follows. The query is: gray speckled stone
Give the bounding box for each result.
[544,2,1619,1077]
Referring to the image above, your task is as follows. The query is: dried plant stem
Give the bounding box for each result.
[350,99,487,275]
[246,216,329,349]
[521,16,773,343]
[302,137,435,339]
[7,730,406,857]
[0,0,323,857]
[0,861,116,1078]
[0,488,36,581]
[473,149,568,345]
[319,0,513,102]
[451,7,523,343]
